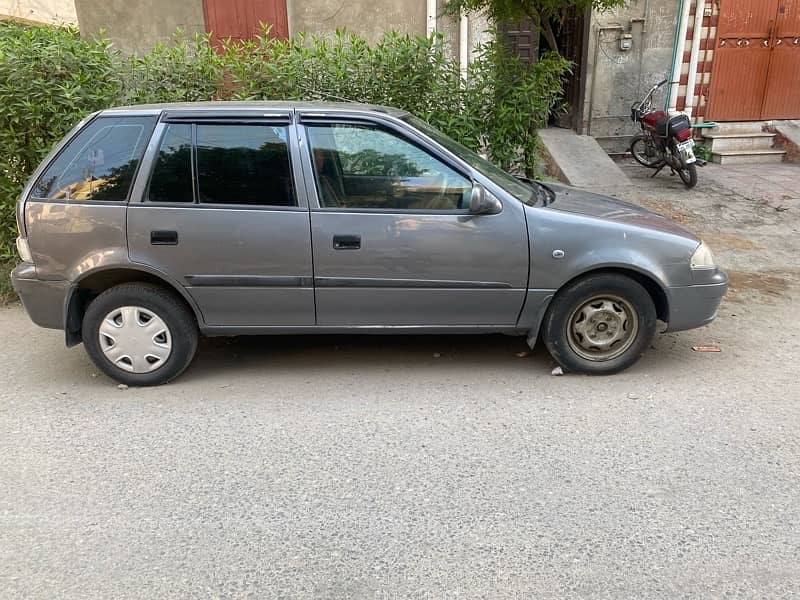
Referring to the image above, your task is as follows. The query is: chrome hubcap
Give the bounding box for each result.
[567,295,639,361]
[98,306,172,373]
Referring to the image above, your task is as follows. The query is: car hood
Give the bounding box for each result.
[541,182,700,241]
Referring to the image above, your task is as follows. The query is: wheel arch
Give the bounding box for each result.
[555,266,669,324]
[524,266,669,350]
[64,265,203,347]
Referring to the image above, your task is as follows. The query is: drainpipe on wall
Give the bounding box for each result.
[684,0,705,118]
[668,0,692,111]
[459,14,469,79]
[427,0,437,36]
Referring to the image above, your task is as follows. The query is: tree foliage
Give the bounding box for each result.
[444,0,628,52]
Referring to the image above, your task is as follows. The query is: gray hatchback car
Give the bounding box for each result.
[12,102,727,385]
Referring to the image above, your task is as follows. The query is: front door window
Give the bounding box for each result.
[306,124,471,211]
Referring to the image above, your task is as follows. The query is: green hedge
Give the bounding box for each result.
[0,21,570,259]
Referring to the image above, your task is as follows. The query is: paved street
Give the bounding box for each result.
[2,161,799,598]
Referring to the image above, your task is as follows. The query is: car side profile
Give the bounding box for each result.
[12,102,728,385]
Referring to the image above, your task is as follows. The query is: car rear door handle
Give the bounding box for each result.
[333,235,361,250]
[151,230,178,245]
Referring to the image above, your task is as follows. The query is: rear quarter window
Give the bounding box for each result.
[33,115,157,202]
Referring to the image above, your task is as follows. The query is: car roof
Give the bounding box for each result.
[100,100,410,118]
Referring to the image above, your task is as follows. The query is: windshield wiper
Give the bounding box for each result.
[516,176,554,206]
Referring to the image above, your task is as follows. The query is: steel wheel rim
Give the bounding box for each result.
[98,306,172,373]
[567,295,639,362]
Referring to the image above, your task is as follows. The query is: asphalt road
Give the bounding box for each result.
[2,164,800,598]
[2,282,799,599]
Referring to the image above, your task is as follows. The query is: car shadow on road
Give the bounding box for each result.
[182,333,555,382]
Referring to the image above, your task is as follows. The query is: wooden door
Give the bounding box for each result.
[203,0,288,46]
[762,0,800,118]
[707,0,779,121]
[499,18,538,65]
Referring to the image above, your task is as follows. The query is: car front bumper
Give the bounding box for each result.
[10,263,69,330]
[665,270,728,332]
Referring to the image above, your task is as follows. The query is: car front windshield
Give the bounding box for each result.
[403,115,538,206]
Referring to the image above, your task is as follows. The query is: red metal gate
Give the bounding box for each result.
[762,0,800,118]
[708,0,800,120]
[203,0,288,46]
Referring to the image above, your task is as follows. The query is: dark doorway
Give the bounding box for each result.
[553,7,588,130]
[499,9,587,131]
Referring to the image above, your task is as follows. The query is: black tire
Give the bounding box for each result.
[678,163,698,188]
[630,134,663,168]
[541,273,657,375]
[82,283,198,386]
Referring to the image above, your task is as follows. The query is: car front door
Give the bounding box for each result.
[299,114,529,327]
[127,111,315,327]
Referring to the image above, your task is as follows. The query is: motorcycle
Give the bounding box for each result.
[629,79,704,189]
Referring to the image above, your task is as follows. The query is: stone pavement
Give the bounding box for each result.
[605,158,800,300]
[701,161,799,208]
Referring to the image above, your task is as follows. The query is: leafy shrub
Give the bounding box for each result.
[221,29,571,175]
[0,21,122,258]
[122,31,226,105]
[0,21,570,260]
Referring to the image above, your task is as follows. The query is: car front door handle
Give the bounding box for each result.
[333,235,361,250]
[151,230,179,245]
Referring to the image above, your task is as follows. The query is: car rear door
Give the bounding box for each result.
[298,112,529,327]
[127,109,315,327]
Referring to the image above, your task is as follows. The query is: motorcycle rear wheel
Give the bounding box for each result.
[678,163,698,188]
[630,135,663,168]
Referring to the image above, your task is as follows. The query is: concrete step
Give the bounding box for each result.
[706,121,770,135]
[702,132,777,153]
[710,148,786,165]
[538,127,629,188]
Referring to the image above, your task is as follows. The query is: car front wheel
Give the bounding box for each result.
[82,283,198,386]
[542,273,657,374]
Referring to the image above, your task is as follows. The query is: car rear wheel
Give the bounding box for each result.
[82,283,198,386]
[542,274,657,375]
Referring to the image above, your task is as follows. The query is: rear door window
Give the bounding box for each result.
[146,123,193,203]
[145,122,296,206]
[196,124,295,206]
[33,116,156,201]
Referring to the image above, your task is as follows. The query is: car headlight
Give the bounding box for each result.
[691,241,716,270]
[16,236,33,263]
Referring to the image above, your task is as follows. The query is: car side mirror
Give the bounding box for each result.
[469,183,501,215]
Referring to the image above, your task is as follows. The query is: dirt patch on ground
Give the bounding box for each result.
[726,270,794,298]
[635,197,694,225]
[706,233,760,251]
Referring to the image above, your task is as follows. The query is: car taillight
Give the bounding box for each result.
[16,236,33,263]
[675,128,693,142]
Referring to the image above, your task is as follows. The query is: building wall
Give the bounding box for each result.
[287,0,488,65]
[74,0,205,53]
[73,0,486,64]
[287,0,425,43]
[581,0,679,153]
[0,0,77,24]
